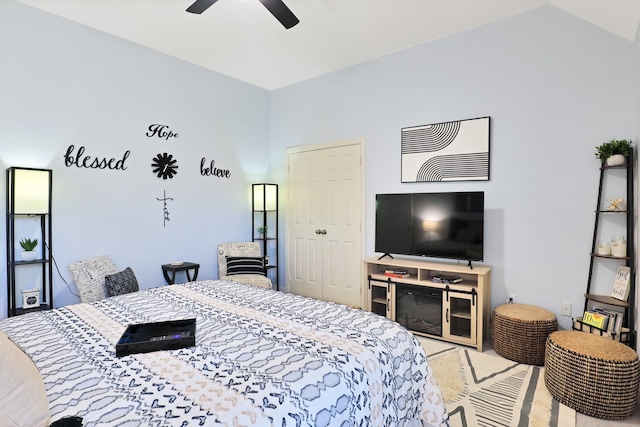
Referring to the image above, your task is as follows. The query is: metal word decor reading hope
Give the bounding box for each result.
[401,116,490,182]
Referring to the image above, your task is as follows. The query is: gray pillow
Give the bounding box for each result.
[105,267,139,297]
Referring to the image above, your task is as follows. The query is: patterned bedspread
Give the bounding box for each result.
[0,280,449,426]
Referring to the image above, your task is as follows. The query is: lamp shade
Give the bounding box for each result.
[422,220,439,232]
[253,184,277,211]
[9,168,51,214]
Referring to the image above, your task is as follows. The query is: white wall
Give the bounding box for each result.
[0,2,271,314]
[2,2,638,338]
[270,6,636,331]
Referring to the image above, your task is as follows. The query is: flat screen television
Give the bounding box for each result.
[375,191,484,262]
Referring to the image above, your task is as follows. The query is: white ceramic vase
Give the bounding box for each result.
[606,154,626,166]
[21,250,37,261]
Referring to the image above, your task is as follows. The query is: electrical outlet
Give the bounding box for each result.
[506,294,516,304]
[561,303,572,317]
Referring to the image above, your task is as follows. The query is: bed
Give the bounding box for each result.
[0,280,449,426]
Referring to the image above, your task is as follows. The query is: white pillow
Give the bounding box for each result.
[69,255,119,303]
[0,329,50,427]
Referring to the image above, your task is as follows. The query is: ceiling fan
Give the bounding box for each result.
[186,0,299,29]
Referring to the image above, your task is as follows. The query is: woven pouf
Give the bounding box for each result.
[492,303,558,365]
[544,331,640,419]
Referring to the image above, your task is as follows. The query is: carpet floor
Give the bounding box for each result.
[418,337,576,427]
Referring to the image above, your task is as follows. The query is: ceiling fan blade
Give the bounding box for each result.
[186,0,219,14]
[257,0,299,29]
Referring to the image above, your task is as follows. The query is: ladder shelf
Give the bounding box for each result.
[574,150,635,347]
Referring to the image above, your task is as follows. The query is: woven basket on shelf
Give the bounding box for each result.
[544,330,640,420]
[492,303,558,365]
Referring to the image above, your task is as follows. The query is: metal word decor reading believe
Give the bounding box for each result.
[401,116,490,183]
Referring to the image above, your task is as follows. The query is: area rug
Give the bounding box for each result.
[419,338,576,427]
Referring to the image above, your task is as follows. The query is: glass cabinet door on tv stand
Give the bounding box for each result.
[443,289,478,346]
[252,184,278,290]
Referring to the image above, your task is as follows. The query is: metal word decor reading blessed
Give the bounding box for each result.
[401,116,490,183]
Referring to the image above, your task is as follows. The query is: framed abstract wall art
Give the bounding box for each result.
[401,116,491,183]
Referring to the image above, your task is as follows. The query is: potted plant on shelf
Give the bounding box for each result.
[257,226,268,238]
[19,238,38,261]
[595,139,632,166]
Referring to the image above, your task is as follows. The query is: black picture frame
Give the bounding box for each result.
[401,116,491,182]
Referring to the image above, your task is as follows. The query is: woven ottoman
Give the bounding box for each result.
[544,331,640,419]
[492,303,557,365]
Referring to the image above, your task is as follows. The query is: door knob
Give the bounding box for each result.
[321,229,327,235]
[316,229,322,234]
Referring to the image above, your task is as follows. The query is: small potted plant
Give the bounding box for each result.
[595,139,632,166]
[257,226,268,237]
[19,238,38,261]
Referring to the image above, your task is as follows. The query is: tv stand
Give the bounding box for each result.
[377,253,393,260]
[364,256,491,351]
[467,260,474,270]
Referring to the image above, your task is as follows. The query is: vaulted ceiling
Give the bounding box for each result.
[16,0,640,90]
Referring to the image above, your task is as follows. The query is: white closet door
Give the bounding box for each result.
[287,140,364,308]
[287,148,324,300]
